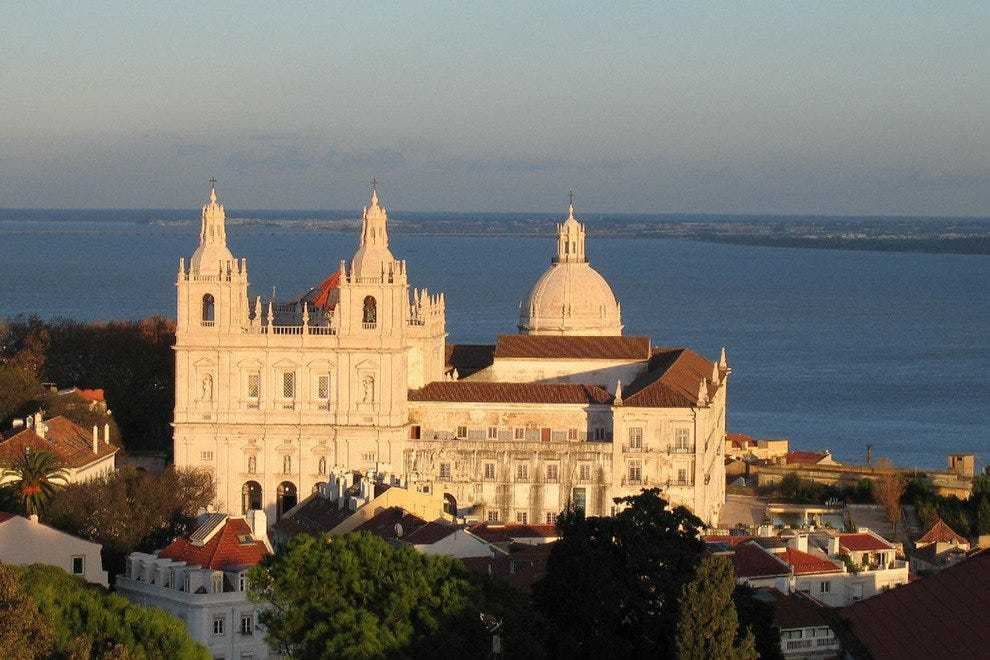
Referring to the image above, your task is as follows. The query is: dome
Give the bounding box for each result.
[519,200,622,336]
[189,185,234,273]
[351,186,397,278]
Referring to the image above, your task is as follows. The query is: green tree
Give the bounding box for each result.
[1,449,68,516]
[250,532,491,659]
[0,563,54,660]
[534,489,706,658]
[45,466,215,580]
[676,555,757,660]
[733,585,783,660]
[0,364,43,426]
[15,563,208,659]
[976,496,990,536]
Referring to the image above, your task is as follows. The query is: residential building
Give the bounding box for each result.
[172,184,728,528]
[754,589,841,659]
[115,513,272,660]
[910,517,971,573]
[0,413,117,484]
[0,512,108,586]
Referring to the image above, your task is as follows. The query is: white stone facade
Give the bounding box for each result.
[173,185,727,527]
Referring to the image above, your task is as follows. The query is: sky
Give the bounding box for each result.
[1,2,987,215]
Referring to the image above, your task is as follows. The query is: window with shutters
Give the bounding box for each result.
[488,426,498,439]
[546,464,559,482]
[516,464,529,481]
[483,463,496,480]
[247,374,260,407]
[487,510,499,522]
[515,511,528,524]
[514,427,525,440]
[439,463,451,480]
[628,427,643,450]
[579,464,592,481]
[628,461,642,483]
[456,426,467,439]
[316,374,330,401]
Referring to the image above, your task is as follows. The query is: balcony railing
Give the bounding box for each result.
[362,322,377,330]
[201,320,215,327]
[669,445,695,454]
[622,444,643,453]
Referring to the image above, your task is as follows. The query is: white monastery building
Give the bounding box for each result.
[173,183,728,527]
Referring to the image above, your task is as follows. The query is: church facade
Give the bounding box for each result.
[173,185,727,526]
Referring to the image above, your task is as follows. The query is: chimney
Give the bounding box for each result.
[104,423,111,445]
[246,509,270,550]
[26,415,33,429]
[92,429,98,455]
[788,534,809,553]
[11,419,24,430]
[29,514,39,523]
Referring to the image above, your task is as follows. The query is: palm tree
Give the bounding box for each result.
[1,449,68,516]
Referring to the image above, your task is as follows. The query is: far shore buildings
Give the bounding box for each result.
[173,183,728,529]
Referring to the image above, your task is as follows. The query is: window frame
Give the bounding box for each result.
[71,555,85,576]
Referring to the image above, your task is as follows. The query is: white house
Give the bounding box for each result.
[115,512,272,660]
[0,413,117,484]
[0,512,108,586]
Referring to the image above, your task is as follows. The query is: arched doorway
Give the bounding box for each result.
[241,481,262,514]
[276,481,298,519]
[443,493,457,519]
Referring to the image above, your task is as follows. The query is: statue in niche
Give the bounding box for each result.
[247,455,256,474]
[318,457,327,475]
[361,375,375,403]
[200,374,214,402]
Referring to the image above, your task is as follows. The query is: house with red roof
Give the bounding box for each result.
[0,511,108,586]
[0,412,117,484]
[115,512,273,660]
[911,517,971,573]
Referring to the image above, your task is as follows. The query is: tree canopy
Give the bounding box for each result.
[2,563,208,659]
[676,555,758,660]
[250,532,498,659]
[45,465,215,580]
[534,488,708,658]
[0,448,67,516]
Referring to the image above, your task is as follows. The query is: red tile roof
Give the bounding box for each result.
[0,416,117,468]
[838,533,893,553]
[468,523,559,544]
[765,589,832,630]
[298,271,341,310]
[729,543,792,579]
[403,520,459,545]
[704,535,755,546]
[779,547,842,575]
[159,517,268,570]
[408,381,613,405]
[726,433,755,449]
[494,335,650,360]
[917,518,969,546]
[785,451,829,465]
[77,388,105,402]
[622,347,718,408]
[840,549,990,659]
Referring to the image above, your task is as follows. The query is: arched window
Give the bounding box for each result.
[241,481,262,514]
[443,493,458,518]
[276,481,297,519]
[202,294,215,325]
[362,296,377,326]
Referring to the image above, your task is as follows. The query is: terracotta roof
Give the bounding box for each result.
[403,520,459,545]
[917,518,969,546]
[298,271,341,310]
[764,589,832,630]
[0,416,117,468]
[0,512,15,524]
[493,335,650,360]
[444,344,496,377]
[408,382,613,405]
[468,523,559,544]
[622,347,718,408]
[726,433,755,449]
[778,547,842,575]
[272,495,354,537]
[838,532,893,553]
[729,542,792,579]
[785,451,829,465]
[840,549,990,659]
[158,517,268,570]
[77,388,105,402]
[354,507,428,541]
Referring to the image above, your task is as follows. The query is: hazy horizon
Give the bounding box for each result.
[2,3,987,215]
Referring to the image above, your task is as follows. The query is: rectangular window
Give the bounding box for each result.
[674,428,691,451]
[212,572,224,593]
[488,426,498,439]
[282,371,296,399]
[572,487,587,514]
[677,468,688,484]
[579,464,591,481]
[628,427,643,449]
[594,427,606,441]
[568,428,578,440]
[167,567,176,589]
[200,451,213,462]
[516,464,529,481]
[456,426,468,439]
[514,427,525,440]
[182,573,191,592]
[317,374,330,400]
[483,463,496,480]
[247,374,260,400]
[238,573,247,592]
[515,511,528,524]
[240,614,254,635]
[439,463,451,480]
[487,510,499,522]
[628,461,642,483]
[820,581,830,594]
[546,464,558,482]
[540,427,551,442]
[546,512,558,524]
[71,556,85,575]
[213,616,225,636]
[409,425,421,440]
